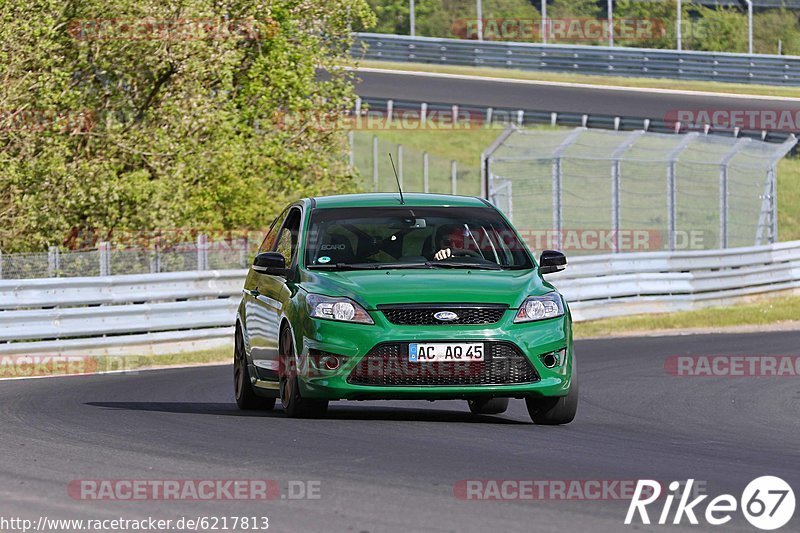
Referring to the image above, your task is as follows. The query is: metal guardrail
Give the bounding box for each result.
[2,241,800,354]
[0,270,245,355]
[549,241,800,321]
[358,96,798,144]
[354,32,800,86]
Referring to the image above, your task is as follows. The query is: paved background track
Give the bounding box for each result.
[354,69,800,118]
[1,331,798,532]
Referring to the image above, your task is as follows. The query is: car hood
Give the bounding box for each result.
[300,268,554,309]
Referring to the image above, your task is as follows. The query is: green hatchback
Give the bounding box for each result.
[234,193,577,424]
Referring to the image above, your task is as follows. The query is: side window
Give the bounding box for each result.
[258,208,289,254]
[273,208,302,265]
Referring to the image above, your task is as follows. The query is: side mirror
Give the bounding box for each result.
[539,250,567,275]
[253,252,289,276]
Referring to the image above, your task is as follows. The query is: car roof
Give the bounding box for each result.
[308,193,489,209]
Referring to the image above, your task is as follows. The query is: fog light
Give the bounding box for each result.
[539,349,565,369]
[322,355,340,370]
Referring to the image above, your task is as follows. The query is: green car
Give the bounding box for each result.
[234,193,577,424]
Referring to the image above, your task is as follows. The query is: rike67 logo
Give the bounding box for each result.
[625,477,795,530]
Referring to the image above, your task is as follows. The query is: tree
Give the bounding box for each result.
[0,0,374,252]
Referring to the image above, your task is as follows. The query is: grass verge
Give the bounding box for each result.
[574,295,800,339]
[358,60,800,99]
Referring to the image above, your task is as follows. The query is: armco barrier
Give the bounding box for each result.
[1,241,799,355]
[353,32,800,86]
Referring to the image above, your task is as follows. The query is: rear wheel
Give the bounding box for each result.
[467,397,509,415]
[234,326,276,411]
[279,327,328,418]
[525,360,578,425]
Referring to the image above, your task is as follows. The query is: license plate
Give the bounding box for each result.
[408,343,485,362]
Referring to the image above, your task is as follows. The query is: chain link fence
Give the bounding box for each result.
[485,126,797,254]
[0,235,254,280]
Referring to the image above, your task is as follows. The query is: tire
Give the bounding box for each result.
[525,358,578,425]
[234,326,276,411]
[467,397,509,415]
[279,327,328,418]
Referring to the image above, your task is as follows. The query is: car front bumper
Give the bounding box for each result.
[295,309,574,401]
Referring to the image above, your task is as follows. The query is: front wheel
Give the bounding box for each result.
[467,397,509,415]
[234,327,276,411]
[279,327,328,419]
[525,361,578,425]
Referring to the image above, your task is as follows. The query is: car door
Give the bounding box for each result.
[245,206,302,382]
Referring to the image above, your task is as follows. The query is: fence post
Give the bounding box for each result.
[610,131,645,252]
[197,234,208,270]
[719,138,750,249]
[719,164,728,249]
[372,135,379,191]
[386,99,394,125]
[348,130,354,168]
[551,128,586,250]
[397,144,403,187]
[98,241,110,276]
[0,250,3,279]
[666,132,698,251]
[421,102,427,126]
[770,164,778,243]
[451,160,457,194]
[48,246,60,277]
[423,152,429,193]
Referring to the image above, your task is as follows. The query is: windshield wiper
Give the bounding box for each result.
[426,261,503,270]
[307,262,432,271]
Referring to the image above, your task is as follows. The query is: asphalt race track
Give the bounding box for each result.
[1,331,798,532]
[354,69,800,119]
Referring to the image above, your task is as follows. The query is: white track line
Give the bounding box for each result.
[351,66,800,102]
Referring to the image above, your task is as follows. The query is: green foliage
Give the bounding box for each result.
[0,0,375,252]
[366,0,800,55]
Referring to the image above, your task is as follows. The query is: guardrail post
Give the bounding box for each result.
[423,152,429,193]
[451,160,457,194]
[98,241,110,276]
[372,135,379,191]
[197,234,209,270]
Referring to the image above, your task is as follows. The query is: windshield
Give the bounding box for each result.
[304,206,533,270]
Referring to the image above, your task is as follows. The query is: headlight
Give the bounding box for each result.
[306,294,374,324]
[514,293,564,323]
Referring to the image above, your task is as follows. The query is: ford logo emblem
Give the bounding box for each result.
[433,311,459,322]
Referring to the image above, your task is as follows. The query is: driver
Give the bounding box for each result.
[433,224,470,261]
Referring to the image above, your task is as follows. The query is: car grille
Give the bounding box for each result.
[378,304,507,325]
[346,342,539,386]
